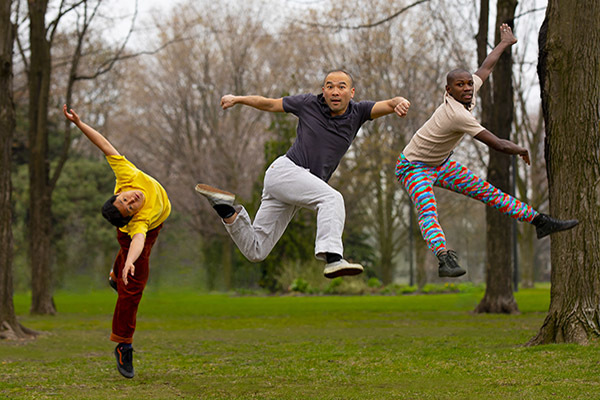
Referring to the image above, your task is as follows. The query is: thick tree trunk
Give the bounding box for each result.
[527,0,600,345]
[27,0,55,315]
[475,0,519,314]
[0,0,36,339]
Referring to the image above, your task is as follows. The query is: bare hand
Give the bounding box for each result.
[122,262,135,285]
[394,97,411,118]
[500,23,517,46]
[63,104,81,124]
[519,149,530,166]
[220,95,237,110]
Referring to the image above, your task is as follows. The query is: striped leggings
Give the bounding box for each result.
[395,154,538,255]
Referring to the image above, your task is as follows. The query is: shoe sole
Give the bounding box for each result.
[114,348,134,379]
[324,265,364,279]
[194,184,235,202]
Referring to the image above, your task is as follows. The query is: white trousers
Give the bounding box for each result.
[224,156,345,262]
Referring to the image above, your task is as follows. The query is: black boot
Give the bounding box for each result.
[437,250,466,278]
[532,213,578,239]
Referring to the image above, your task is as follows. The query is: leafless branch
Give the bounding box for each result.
[47,0,88,44]
[74,35,191,81]
[14,0,29,73]
[514,7,546,20]
[302,0,430,30]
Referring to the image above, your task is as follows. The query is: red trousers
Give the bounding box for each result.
[110,224,162,344]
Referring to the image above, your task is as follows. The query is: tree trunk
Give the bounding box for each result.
[415,230,428,290]
[27,0,55,315]
[518,224,535,288]
[222,236,232,290]
[527,0,600,345]
[0,0,36,339]
[378,168,396,285]
[475,0,519,314]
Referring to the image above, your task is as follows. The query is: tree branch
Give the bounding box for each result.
[514,7,546,20]
[72,0,138,80]
[74,35,191,81]
[303,0,430,30]
[47,0,88,44]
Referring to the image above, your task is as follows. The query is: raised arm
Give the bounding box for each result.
[63,105,120,156]
[474,23,517,82]
[474,129,530,165]
[370,96,411,119]
[220,95,284,113]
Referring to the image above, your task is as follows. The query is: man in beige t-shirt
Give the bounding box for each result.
[395,24,578,278]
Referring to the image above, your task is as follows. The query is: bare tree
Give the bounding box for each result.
[511,2,549,288]
[0,0,36,339]
[527,0,600,345]
[19,0,140,314]
[114,0,292,289]
[475,0,519,314]
[320,0,474,284]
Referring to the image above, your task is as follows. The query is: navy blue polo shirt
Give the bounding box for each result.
[283,93,375,182]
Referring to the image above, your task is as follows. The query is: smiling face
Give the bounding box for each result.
[322,71,355,116]
[446,69,474,107]
[113,190,145,217]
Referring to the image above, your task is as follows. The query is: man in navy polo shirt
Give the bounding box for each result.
[196,70,410,278]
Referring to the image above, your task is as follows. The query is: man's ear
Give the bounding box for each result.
[350,87,355,98]
[445,85,450,93]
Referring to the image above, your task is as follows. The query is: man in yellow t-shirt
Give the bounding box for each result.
[63,105,171,379]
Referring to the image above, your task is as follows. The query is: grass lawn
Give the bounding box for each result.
[1,286,599,399]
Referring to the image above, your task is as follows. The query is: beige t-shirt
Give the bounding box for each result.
[402,74,485,166]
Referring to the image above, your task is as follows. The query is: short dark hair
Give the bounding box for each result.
[323,69,354,88]
[446,68,471,86]
[101,195,132,228]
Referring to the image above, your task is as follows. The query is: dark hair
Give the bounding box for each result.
[323,69,354,88]
[446,68,471,86]
[101,195,132,228]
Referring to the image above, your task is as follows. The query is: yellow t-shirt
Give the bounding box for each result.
[106,155,171,237]
[402,74,485,166]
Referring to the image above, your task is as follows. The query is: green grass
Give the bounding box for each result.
[1,287,599,399]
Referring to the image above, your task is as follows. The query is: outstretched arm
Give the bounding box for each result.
[370,96,411,119]
[63,105,120,156]
[474,129,530,165]
[474,23,517,82]
[220,95,284,112]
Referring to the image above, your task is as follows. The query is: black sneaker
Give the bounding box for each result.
[109,271,117,293]
[437,250,466,278]
[114,344,134,379]
[532,213,579,239]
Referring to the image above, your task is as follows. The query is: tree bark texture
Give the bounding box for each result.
[475,0,519,314]
[0,0,35,339]
[528,0,600,345]
[27,0,55,315]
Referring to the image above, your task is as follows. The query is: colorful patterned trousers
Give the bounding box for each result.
[395,154,538,255]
